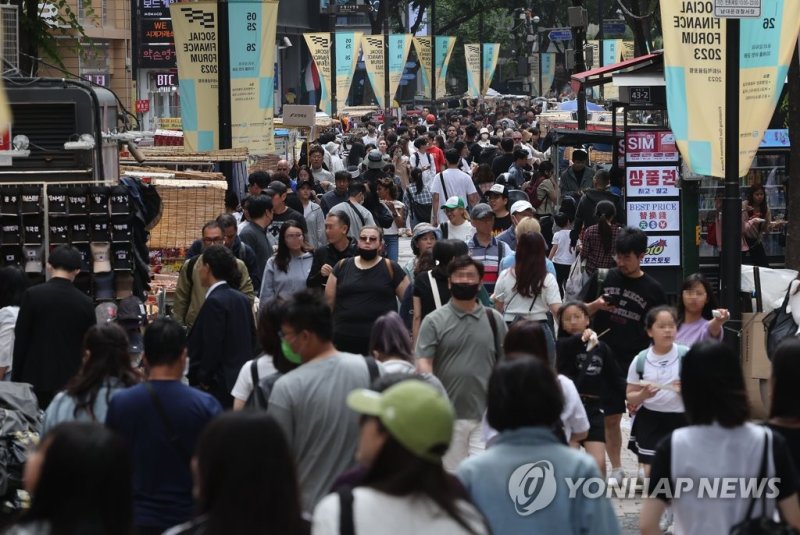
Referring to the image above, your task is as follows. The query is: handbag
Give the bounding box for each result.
[564,257,588,302]
[762,282,799,358]
[729,428,797,535]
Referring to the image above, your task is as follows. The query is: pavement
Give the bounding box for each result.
[398,235,644,533]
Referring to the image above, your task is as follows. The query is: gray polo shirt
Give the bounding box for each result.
[416,302,506,420]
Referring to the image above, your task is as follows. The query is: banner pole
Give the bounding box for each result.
[430,0,436,111]
[722,17,741,351]
[217,0,233,182]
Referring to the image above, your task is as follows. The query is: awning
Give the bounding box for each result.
[571,52,663,88]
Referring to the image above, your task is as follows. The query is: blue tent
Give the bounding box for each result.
[558,100,605,112]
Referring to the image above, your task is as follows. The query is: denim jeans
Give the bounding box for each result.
[383,234,399,262]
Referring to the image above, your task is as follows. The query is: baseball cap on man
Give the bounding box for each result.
[510,200,534,214]
[442,196,465,210]
[470,203,494,220]
[347,380,454,463]
[487,183,508,197]
[266,181,288,195]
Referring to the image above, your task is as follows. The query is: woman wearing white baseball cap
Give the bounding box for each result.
[312,380,488,535]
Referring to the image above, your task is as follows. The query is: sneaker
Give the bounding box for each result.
[659,506,673,532]
[607,467,625,487]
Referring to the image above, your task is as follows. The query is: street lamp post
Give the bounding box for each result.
[532,15,541,97]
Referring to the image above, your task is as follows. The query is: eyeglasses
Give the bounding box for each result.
[359,235,380,243]
[202,237,224,244]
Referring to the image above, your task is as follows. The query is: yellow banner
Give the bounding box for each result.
[413,37,433,99]
[660,0,800,177]
[228,0,278,154]
[304,33,333,115]
[170,2,219,152]
[361,35,386,108]
[464,44,481,98]
[622,40,635,60]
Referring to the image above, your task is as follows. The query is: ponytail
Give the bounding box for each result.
[598,214,612,253]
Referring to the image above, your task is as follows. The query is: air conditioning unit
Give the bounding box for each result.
[0,5,18,71]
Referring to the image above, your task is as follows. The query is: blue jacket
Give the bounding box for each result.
[458,427,620,535]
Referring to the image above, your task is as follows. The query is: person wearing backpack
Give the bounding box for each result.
[530,161,558,217]
[570,170,625,248]
[626,306,689,476]
[429,149,479,227]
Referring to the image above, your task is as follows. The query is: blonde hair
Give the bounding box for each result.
[515,216,541,239]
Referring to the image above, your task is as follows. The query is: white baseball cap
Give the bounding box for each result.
[510,200,534,214]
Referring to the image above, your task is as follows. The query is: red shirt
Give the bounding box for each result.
[427,146,446,173]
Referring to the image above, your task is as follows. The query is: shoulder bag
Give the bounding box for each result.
[763,282,799,359]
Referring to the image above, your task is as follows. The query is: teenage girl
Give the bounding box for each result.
[626,306,689,474]
[556,301,623,477]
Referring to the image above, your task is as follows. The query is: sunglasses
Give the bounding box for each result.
[359,235,380,243]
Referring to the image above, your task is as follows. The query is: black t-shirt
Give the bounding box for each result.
[267,207,307,240]
[580,268,667,370]
[493,213,513,233]
[648,429,797,502]
[413,270,451,318]
[556,335,624,400]
[767,423,800,486]
[332,258,405,336]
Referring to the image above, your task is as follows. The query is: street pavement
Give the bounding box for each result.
[397,236,643,533]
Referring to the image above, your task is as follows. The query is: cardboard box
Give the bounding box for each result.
[740,312,771,419]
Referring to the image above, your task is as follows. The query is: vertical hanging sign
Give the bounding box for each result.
[482,43,500,92]
[361,35,386,108]
[228,0,279,153]
[304,33,333,115]
[388,34,412,104]
[541,52,556,95]
[171,2,219,152]
[335,32,363,113]
[464,44,481,98]
[434,36,456,99]
[413,36,433,98]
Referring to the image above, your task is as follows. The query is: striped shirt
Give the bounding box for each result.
[468,236,511,294]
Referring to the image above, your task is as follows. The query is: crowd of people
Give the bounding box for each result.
[1,103,799,535]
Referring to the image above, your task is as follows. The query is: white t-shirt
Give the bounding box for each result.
[0,306,19,372]
[493,270,561,322]
[626,345,684,413]
[551,229,577,266]
[384,200,404,236]
[445,221,475,243]
[230,354,278,401]
[312,487,488,535]
[411,151,436,187]
[559,374,590,440]
[429,168,478,223]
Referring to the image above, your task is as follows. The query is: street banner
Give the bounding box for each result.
[622,40,635,60]
[413,36,433,98]
[228,0,278,153]
[388,34,412,104]
[170,2,219,152]
[434,36,456,99]
[464,44,481,97]
[361,35,386,108]
[530,53,540,96]
[541,52,556,96]
[604,39,622,98]
[304,33,333,115]
[482,43,500,93]
[660,0,800,177]
[335,32,363,112]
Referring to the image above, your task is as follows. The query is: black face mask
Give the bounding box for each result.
[358,248,379,261]
[450,282,481,301]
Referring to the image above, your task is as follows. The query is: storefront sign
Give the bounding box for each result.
[660,0,800,177]
[627,201,681,232]
[136,100,150,113]
[642,235,682,266]
[141,18,173,41]
[159,117,182,130]
[153,72,178,88]
[625,131,679,163]
[139,44,177,69]
[759,128,789,148]
[140,0,177,19]
[626,166,679,196]
[282,105,316,127]
[629,87,652,105]
[714,0,761,18]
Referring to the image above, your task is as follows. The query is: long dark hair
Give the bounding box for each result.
[410,167,425,193]
[504,320,549,362]
[22,422,133,535]
[0,266,26,308]
[431,239,469,278]
[195,412,305,535]
[275,220,311,273]
[363,429,482,534]
[257,298,299,374]
[769,338,800,420]
[348,141,366,166]
[681,341,749,427]
[677,273,718,326]
[594,200,616,253]
[369,311,413,363]
[64,324,140,420]
[746,183,769,219]
[514,231,548,298]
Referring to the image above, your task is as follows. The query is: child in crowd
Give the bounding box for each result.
[676,273,729,346]
[556,302,622,477]
[548,212,577,297]
[626,306,689,475]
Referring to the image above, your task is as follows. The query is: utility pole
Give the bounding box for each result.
[721,18,742,350]
[329,13,338,119]
[384,7,391,127]
[430,0,436,113]
[568,5,588,129]
[217,0,233,182]
[597,0,604,99]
